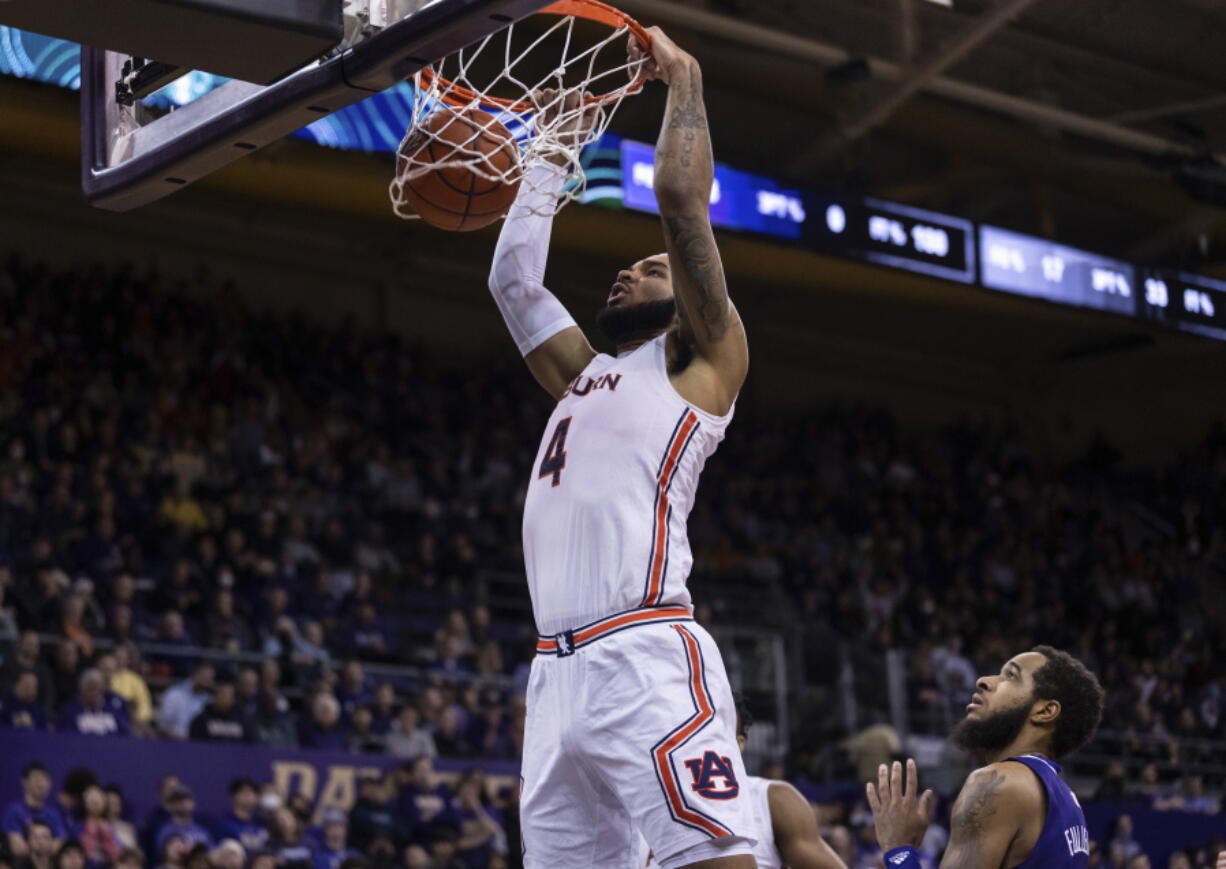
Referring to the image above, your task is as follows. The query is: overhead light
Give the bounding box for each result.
[923,0,954,6]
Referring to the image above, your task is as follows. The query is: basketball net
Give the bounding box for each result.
[389,0,650,221]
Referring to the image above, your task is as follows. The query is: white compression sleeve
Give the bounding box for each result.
[487,163,578,356]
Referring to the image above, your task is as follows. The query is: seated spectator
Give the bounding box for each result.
[429,637,471,682]
[0,671,48,730]
[449,771,504,869]
[423,828,464,869]
[150,612,195,679]
[233,669,261,724]
[140,778,182,860]
[114,849,143,869]
[473,641,503,678]
[214,779,267,853]
[293,623,331,670]
[0,632,53,709]
[159,479,206,536]
[368,685,397,736]
[431,708,474,758]
[52,840,86,869]
[15,821,58,869]
[347,776,405,855]
[101,787,137,852]
[300,694,347,751]
[385,707,436,760]
[157,664,214,740]
[59,595,94,660]
[4,764,66,858]
[58,770,99,828]
[396,758,453,846]
[267,810,311,869]
[312,811,358,869]
[103,646,154,734]
[204,591,250,653]
[347,707,383,754]
[345,605,392,661]
[49,644,82,714]
[208,841,244,869]
[188,682,251,743]
[475,703,510,759]
[59,670,129,737]
[157,834,190,869]
[154,789,211,855]
[1153,776,1221,814]
[1109,815,1142,862]
[1094,761,1130,802]
[72,787,121,868]
[335,663,371,718]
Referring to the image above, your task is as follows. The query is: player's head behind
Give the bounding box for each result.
[733,691,753,754]
[595,253,676,346]
[951,645,1104,760]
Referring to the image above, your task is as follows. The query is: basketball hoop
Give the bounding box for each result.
[389,0,651,221]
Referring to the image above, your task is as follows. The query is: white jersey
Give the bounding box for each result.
[523,333,733,636]
[744,776,781,869]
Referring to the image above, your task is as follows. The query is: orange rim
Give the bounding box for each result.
[416,0,652,113]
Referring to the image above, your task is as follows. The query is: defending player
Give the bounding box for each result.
[867,646,1105,868]
[734,699,848,869]
[486,25,754,869]
[641,697,847,869]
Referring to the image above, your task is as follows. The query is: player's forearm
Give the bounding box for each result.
[653,63,713,213]
[488,164,577,355]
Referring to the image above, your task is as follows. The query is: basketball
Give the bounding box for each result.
[394,107,521,231]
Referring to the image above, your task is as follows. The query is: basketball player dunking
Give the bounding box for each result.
[868,646,1105,868]
[486,27,756,869]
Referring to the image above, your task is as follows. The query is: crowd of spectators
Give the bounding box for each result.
[0,256,1223,866]
[1,760,512,869]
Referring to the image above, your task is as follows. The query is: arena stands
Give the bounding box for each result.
[0,255,1223,868]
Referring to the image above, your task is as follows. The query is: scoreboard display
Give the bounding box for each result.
[615,136,1224,344]
[978,225,1136,316]
[804,196,975,284]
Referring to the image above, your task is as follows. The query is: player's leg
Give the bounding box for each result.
[577,621,758,869]
[520,655,640,868]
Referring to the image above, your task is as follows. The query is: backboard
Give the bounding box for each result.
[78,0,554,211]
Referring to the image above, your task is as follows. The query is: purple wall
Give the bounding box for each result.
[0,729,518,825]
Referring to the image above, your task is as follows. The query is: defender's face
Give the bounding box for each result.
[965,651,1046,721]
[608,254,673,307]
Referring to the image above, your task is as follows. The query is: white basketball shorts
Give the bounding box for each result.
[521,606,755,868]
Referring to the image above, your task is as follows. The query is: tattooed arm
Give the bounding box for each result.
[868,760,1041,869]
[632,28,748,416]
[938,766,1027,868]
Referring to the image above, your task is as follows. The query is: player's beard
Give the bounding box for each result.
[950,695,1034,756]
[595,298,676,347]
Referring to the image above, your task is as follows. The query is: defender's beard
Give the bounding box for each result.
[950,696,1034,756]
[595,298,676,346]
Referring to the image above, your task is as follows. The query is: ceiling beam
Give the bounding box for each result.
[794,0,1042,170]
[616,0,1213,169]
[1108,94,1226,125]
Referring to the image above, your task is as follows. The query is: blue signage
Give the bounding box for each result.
[620,138,807,239]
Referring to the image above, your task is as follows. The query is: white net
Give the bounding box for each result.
[388,1,649,221]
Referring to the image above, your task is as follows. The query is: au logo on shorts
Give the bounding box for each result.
[683,751,740,799]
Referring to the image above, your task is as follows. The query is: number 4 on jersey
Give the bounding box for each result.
[538,417,571,487]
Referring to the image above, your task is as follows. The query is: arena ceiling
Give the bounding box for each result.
[613,0,1226,273]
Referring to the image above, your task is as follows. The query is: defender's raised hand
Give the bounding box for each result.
[866,759,936,852]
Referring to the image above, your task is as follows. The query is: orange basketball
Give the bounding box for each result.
[395,108,522,231]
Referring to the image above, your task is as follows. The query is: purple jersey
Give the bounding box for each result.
[1006,754,1089,869]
